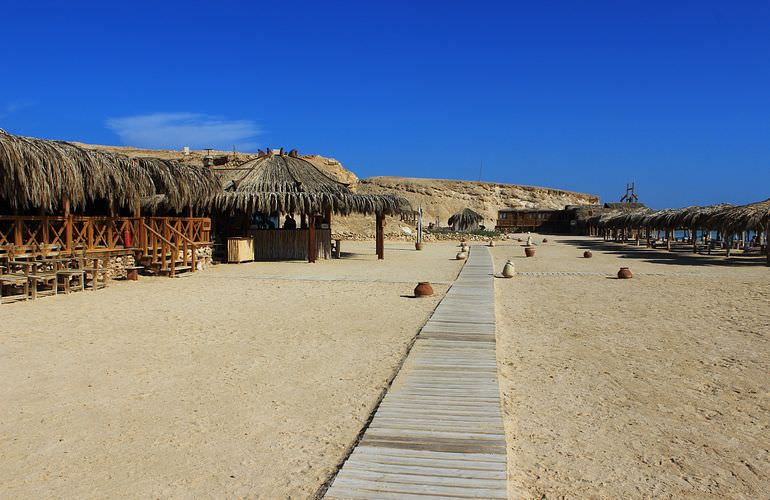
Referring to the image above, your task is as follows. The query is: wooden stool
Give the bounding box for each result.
[28,272,58,299]
[0,275,29,303]
[57,270,86,294]
[125,266,144,281]
[82,258,109,291]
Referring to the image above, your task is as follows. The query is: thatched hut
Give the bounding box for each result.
[448,208,483,232]
[0,130,219,276]
[211,148,410,261]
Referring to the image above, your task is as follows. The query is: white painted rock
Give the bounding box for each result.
[502,260,515,278]
[456,251,468,260]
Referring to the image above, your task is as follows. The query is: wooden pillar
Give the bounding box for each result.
[64,198,73,254]
[376,213,384,260]
[133,196,143,253]
[40,208,50,246]
[692,227,698,253]
[187,206,194,240]
[666,229,671,251]
[766,227,770,266]
[13,210,22,247]
[308,215,316,263]
[108,201,116,248]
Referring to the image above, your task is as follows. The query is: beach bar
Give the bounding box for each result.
[212,148,408,262]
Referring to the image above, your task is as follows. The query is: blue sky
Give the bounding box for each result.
[1,1,768,208]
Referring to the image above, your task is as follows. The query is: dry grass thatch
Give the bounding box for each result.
[447,208,483,230]
[0,130,219,211]
[212,152,411,216]
[590,199,770,236]
[670,203,735,229]
[705,199,770,233]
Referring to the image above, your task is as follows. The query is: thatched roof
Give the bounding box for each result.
[448,208,483,229]
[212,150,410,216]
[705,199,770,232]
[594,202,753,231]
[669,203,735,229]
[0,130,219,211]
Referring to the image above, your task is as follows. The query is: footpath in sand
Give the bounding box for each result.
[492,234,769,498]
[326,246,508,499]
[0,241,462,498]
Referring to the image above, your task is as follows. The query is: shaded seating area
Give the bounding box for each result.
[0,130,220,303]
[212,148,409,262]
[587,199,770,265]
[0,252,109,303]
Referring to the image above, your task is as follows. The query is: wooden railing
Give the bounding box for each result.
[0,216,211,268]
[137,217,211,277]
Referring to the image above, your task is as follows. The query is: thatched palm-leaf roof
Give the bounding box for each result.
[447,208,483,229]
[670,203,735,229]
[0,130,219,211]
[705,199,770,232]
[212,151,410,216]
[134,157,220,211]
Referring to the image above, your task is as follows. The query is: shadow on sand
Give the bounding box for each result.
[559,239,767,268]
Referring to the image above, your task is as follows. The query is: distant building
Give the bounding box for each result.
[495,208,571,233]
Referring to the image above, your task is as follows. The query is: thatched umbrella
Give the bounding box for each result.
[666,203,734,252]
[212,150,409,217]
[706,199,770,233]
[448,208,483,232]
[705,199,770,264]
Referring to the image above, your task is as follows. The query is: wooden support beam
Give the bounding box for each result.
[766,227,770,266]
[64,198,73,254]
[692,227,698,253]
[308,215,316,263]
[376,213,384,260]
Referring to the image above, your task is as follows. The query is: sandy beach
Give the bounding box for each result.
[492,235,769,498]
[2,235,768,499]
[0,241,461,498]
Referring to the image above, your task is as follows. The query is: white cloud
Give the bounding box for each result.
[106,112,261,151]
[0,99,35,119]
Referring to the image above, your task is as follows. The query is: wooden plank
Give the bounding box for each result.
[325,247,508,499]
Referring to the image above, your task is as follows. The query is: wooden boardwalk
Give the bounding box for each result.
[325,246,507,499]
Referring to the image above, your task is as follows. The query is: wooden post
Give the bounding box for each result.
[64,198,73,254]
[666,229,671,251]
[41,208,50,246]
[376,213,384,260]
[108,202,115,249]
[133,196,142,253]
[308,215,316,263]
[13,210,22,247]
[766,227,769,266]
[692,227,698,253]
